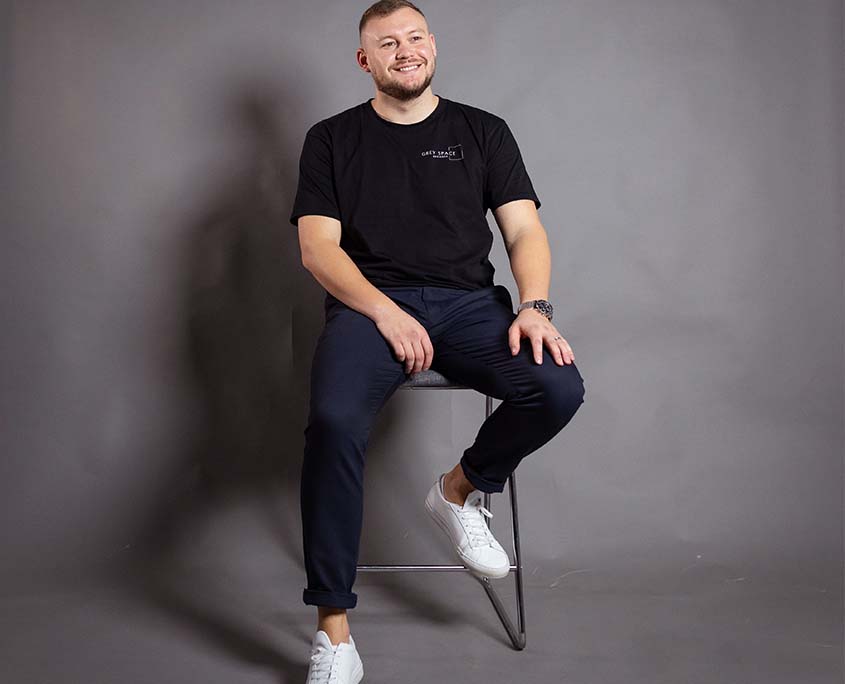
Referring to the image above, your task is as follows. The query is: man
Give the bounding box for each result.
[290,2,585,681]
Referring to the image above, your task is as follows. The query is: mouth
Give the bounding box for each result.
[395,63,423,74]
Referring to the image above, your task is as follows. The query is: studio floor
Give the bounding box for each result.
[1,559,839,684]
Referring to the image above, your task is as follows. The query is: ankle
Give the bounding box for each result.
[317,608,350,645]
[443,466,473,504]
[317,626,350,645]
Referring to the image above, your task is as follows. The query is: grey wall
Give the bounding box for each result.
[2,0,841,610]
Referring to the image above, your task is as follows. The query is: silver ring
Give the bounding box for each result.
[553,336,562,340]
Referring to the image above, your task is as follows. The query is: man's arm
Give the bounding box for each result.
[298,214,435,374]
[290,126,399,321]
[493,199,551,305]
[494,199,575,365]
[298,214,399,322]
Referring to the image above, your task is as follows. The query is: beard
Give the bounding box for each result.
[373,59,436,101]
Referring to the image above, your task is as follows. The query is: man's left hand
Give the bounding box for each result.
[508,309,575,365]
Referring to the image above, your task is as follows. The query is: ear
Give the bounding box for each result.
[356,48,370,72]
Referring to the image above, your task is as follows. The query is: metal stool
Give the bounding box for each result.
[356,369,527,650]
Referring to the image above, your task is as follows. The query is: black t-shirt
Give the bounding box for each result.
[289,95,541,290]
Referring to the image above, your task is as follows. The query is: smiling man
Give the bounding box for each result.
[291,2,585,682]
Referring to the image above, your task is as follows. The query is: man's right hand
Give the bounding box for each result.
[374,307,434,375]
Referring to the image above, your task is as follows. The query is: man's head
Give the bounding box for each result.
[357,1,437,102]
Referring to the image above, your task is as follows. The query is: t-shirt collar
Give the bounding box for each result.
[366,95,445,128]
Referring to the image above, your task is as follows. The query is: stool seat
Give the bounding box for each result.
[399,369,468,390]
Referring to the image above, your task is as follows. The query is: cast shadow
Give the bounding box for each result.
[117,78,319,683]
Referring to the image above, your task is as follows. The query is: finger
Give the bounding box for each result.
[532,336,543,364]
[509,324,521,355]
[394,341,406,365]
[402,340,416,374]
[548,334,568,365]
[411,338,425,373]
[422,335,434,371]
[548,336,565,366]
[559,338,574,362]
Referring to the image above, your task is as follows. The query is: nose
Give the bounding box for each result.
[395,41,416,61]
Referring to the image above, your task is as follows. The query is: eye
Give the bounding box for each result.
[412,36,422,41]
[382,41,395,48]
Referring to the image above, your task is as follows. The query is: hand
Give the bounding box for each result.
[508,309,575,365]
[374,306,434,374]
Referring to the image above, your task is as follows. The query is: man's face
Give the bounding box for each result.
[358,8,437,101]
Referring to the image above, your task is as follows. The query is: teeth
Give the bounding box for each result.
[398,64,420,71]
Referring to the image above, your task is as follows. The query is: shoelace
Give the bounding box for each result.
[458,498,498,548]
[308,645,342,683]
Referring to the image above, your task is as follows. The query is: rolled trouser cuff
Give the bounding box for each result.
[460,457,506,493]
[303,588,358,609]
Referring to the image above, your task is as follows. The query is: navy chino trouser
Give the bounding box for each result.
[300,283,586,609]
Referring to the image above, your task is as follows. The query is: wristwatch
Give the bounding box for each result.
[517,299,554,321]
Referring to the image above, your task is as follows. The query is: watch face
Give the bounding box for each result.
[519,300,553,320]
[536,300,553,318]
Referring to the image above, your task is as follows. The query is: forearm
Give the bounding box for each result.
[303,243,399,323]
[506,228,551,304]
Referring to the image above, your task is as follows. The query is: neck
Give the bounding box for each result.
[370,91,439,124]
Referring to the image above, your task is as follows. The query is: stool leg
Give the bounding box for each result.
[478,396,527,650]
[356,388,528,650]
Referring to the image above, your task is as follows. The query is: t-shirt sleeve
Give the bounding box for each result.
[289,123,341,227]
[483,119,541,213]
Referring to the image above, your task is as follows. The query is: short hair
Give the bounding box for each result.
[359,1,427,40]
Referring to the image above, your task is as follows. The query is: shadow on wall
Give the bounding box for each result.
[117,80,320,677]
[184,86,302,491]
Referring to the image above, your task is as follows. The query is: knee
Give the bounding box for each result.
[538,367,585,421]
[306,403,371,440]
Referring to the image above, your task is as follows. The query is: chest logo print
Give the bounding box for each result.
[420,144,463,161]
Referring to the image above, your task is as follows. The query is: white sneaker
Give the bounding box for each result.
[305,630,363,684]
[424,473,511,580]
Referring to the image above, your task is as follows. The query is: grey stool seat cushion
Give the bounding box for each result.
[399,369,468,390]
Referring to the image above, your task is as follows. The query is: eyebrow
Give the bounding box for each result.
[377,29,425,41]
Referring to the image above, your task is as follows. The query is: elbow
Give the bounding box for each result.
[506,224,547,253]
[301,238,341,272]
[301,246,323,272]
[300,244,318,271]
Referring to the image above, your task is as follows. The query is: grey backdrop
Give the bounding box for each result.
[2,1,842,682]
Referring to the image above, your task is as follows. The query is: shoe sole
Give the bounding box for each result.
[425,493,510,580]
